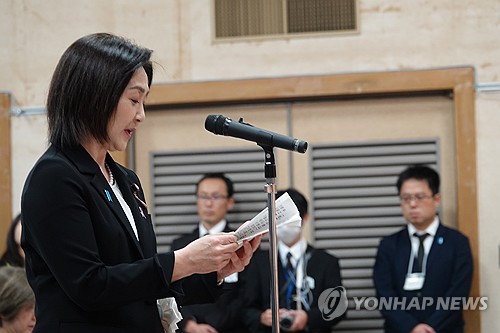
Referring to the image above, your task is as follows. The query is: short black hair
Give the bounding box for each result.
[396,165,440,195]
[196,173,234,198]
[47,33,153,149]
[276,188,308,219]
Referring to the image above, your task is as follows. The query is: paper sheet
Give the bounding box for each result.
[234,192,301,243]
[157,297,182,333]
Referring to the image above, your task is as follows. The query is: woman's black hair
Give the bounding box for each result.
[47,33,153,149]
[0,214,24,267]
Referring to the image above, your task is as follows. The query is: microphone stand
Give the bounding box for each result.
[259,144,281,333]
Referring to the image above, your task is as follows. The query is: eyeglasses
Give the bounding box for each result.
[197,194,228,203]
[399,193,434,204]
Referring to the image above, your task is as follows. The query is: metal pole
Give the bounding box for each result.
[261,145,280,333]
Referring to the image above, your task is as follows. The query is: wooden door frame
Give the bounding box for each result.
[147,67,479,332]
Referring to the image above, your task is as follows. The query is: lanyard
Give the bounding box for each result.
[282,253,312,310]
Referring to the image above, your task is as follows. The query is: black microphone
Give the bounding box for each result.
[205,114,308,153]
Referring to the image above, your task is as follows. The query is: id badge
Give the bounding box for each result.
[403,273,425,291]
[306,276,315,290]
[224,272,238,283]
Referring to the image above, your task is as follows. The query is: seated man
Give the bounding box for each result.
[240,188,345,333]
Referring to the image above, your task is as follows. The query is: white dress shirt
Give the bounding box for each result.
[407,216,440,270]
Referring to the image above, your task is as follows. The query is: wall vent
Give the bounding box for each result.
[214,0,358,40]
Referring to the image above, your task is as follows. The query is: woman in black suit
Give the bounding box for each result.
[20,33,260,333]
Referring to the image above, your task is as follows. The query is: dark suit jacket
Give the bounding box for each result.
[373,223,473,333]
[21,145,221,333]
[240,245,344,333]
[171,224,248,333]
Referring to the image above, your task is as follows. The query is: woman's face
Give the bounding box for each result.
[2,304,36,333]
[106,67,149,152]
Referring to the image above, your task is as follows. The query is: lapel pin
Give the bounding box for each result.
[130,183,148,210]
[138,206,146,219]
[437,237,444,245]
[104,189,112,202]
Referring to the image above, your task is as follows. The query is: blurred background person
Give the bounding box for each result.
[241,188,345,333]
[373,165,473,333]
[0,214,24,267]
[172,173,249,333]
[0,265,36,333]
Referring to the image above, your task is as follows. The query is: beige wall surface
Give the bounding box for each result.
[291,97,457,227]
[1,0,499,331]
[476,91,500,333]
[189,1,500,83]
[135,104,292,200]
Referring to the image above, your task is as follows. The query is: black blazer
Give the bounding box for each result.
[21,145,221,333]
[240,245,344,333]
[373,223,473,333]
[171,224,249,333]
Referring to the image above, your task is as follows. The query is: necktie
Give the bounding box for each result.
[285,252,294,277]
[413,233,429,272]
[285,252,296,309]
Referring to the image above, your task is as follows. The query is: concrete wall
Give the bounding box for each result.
[1,0,499,331]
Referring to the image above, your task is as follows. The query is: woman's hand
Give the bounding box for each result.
[172,233,238,281]
[217,234,262,281]
[172,232,262,282]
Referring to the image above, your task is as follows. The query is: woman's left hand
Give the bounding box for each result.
[217,234,262,281]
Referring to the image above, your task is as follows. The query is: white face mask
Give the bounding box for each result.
[277,224,302,245]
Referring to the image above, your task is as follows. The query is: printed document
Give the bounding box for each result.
[234,192,301,243]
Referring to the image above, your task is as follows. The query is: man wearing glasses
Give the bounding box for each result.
[373,165,473,333]
[172,173,247,333]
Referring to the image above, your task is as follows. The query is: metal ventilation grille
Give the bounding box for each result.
[214,0,358,39]
[151,147,268,252]
[288,0,357,33]
[214,0,284,38]
[309,139,440,333]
